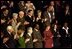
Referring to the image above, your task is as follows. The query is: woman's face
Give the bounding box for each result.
[46,26,50,31]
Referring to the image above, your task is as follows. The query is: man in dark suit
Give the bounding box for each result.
[60,22,71,48]
[25,10,34,28]
[3,26,17,48]
[1,35,9,48]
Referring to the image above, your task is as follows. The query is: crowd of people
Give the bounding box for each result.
[1,1,72,48]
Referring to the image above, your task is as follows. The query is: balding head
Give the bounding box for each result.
[19,11,24,18]
[19,11,24,15]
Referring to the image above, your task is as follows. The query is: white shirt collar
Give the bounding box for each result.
[28,15,32,18]
[62,26,69,34]
[8,31,11,35]
[62,27,69,30]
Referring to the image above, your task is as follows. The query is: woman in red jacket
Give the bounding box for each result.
[43,23,54,48]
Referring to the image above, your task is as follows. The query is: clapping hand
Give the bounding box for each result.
[25,38,30,43]
[24,21,29,25]
[33,39,38,42]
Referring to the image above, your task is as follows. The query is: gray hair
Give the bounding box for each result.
[7,26,13,31]
[13,13,18,17]
[19,11,24,14]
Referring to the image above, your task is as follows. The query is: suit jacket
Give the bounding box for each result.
[0,38,8,48]
[60,27,70,38]
[17,17,25,27]
[25,15,33,27]
[25,34,33,48]
[4,31,16,48]
[33,29,43,48]
[0,43,9,48]
[59,27,71,47]
[43,11,55,23]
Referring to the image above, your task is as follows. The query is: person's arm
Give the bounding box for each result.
[32,30,38,42]
[7,19,12,24]
[24,21,29,25]
[25,34,30,43]
[16,22,21,28]
[32,3,35,10]
[1,19,6,24]
[14,34,19,40]
[43,31,46,41]
[31,3,35,10]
